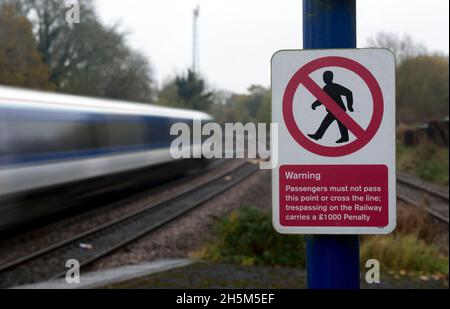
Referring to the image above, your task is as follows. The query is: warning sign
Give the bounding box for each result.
[279,165,388,227]
[272,49,396,234]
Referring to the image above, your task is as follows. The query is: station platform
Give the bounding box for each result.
[12,260,448,289]
[12,259,194,289]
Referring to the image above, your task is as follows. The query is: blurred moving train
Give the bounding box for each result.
[0,85,213,231]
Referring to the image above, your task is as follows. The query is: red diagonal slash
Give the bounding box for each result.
[299,75,366,139]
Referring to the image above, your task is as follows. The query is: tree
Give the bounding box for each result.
[102,51,155,103]
[175,70,213,111]
[0,4,53,89]
[397,55,449,123]
[158,70,213,112]
[1,0,156,102]
[368,32,449,124]
[0,0,90,82]
[59,22,155,103]
[157,79,184,108]
[208,90,237,123]
[367,32,427,64]
[257,91,271,124]
[227,85,271,123]
[207,85,271,124]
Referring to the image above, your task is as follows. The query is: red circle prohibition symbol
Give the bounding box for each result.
[282,56,384,157]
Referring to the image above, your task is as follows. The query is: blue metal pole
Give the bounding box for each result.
[303,0,360,289]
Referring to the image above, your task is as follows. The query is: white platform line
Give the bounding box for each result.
[11,259,195,289]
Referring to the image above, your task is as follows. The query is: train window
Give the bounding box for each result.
[6,120,95,155]
[2,109,97,159]
[147,117,171,147]
[90,119,110,150]
[107,116,147,149]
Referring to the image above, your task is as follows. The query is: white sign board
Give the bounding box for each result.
[271,49,396,234]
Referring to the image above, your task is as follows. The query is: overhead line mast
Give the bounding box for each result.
[192,5,200,73]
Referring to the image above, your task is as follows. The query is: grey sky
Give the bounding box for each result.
[96,0,449,94]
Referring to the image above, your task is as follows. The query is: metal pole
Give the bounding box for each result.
[193,6,200,73]
[303,0,360,289]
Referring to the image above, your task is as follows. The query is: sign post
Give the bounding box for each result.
[271,0,396,289]
[302,1,360,289]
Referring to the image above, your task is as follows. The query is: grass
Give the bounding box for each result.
[195,207,306,267]
[361,234,448,275]
[395,203,444,244]
[197,207,449,276]
[397,138,449,186]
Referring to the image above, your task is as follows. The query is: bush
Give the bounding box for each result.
[395,205,443,244]
[198,207,306,267]
[198,207,448,275]
[361,233,448,275]
[397,139,449,186]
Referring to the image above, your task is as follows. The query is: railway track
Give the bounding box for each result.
[397,171,449,224]
[0,158,230,266]
[0,161,259,288]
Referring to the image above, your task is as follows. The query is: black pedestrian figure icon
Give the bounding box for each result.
[307,71,354,144]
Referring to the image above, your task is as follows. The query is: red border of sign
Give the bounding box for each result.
[282,56,384,157]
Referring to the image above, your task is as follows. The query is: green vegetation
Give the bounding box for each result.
[157,70,213,112]
[0,0,155,102]
[197,207,306,267]
[368,32,449,124]
[208,85,271,124]
[2,3,447,126]
[0,4,53,90]
[397,139,449,186]
[396,55,449,124]
[198,207,448,276]
[361,234,448,275]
